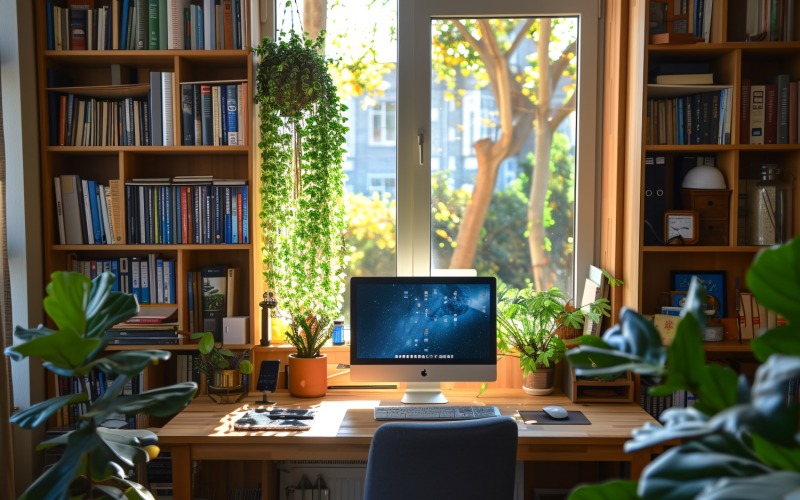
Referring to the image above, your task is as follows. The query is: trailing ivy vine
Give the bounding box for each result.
[254,30,348,322]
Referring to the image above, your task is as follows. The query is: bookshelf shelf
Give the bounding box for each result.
[625,0,799,326]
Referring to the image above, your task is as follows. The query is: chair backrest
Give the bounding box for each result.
[363,416,519,500]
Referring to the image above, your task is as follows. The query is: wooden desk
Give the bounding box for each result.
[158,388,659,499]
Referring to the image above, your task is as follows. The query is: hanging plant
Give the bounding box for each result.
[254,29,349,327]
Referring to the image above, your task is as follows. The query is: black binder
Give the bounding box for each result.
[643,154,667,245]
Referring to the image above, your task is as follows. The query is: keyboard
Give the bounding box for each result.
[374,405,502,421]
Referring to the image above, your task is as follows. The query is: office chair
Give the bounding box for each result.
[363,416,519,500]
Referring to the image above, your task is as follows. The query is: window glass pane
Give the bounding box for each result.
[276,1,399,321]
[429,17,579,297]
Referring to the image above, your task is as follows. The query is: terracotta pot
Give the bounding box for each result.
[522,365,554,395]
[288,353,328,398]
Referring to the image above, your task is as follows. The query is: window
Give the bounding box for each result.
[368,101,397,146]
[271,0,599,304]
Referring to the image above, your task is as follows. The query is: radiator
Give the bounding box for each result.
[277,460,525,500]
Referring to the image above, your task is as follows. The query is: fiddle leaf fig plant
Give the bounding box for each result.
[5,271,197,499]
[254,29,348,328]
[567,237,800,500]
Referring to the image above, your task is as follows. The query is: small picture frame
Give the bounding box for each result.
[671,271,726,318]
[670,291,688,308]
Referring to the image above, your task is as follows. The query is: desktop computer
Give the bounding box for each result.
[349,276,497,404]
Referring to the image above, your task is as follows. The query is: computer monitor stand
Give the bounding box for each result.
[401,382,448,404]
[261,390,276,405]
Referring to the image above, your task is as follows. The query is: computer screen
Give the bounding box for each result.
[349,276,497,403]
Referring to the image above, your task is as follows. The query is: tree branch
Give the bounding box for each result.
[507,18,535,60]
[549,91,576,133]
[549,40,577,94]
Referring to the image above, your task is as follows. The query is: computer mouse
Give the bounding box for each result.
[542,405,568,419]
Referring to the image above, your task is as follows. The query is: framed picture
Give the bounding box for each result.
[671,271,726,318]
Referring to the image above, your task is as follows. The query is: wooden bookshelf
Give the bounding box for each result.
[33,0,258,428]
[622,0,799,357]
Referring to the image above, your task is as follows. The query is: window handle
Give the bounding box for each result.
[418,129,424,166]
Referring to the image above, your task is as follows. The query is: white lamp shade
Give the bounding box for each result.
[682,164,727,189]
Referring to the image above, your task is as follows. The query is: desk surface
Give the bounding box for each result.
[159,387,656,446]
[158,388,659,498]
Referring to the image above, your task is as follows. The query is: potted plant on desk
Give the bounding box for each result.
[283,313,334,398]
[496,284,613,395]
[190,331,254,403]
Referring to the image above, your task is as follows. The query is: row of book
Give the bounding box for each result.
[745,0,796,42]
[52,370,143,430]
[55,175,123,245]
[646,88,733,145]
[52,77,246,147]
[741,75,800,145]
[125,178,249,245]
[56,93,151,147]
[640,387,697,421]
[46,0,247,51]
[180,81,248,146]
[738,290,787,339]
[69,254,177,305]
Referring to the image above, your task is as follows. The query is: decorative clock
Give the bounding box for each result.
[664,210,698,245]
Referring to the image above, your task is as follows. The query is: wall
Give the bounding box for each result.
[1,0,46,492]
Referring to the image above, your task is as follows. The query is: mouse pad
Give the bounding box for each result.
[518,410,590,425]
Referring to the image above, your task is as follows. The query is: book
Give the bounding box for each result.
[776,74,790,144]
[655,73,714,85]
[136,0,148,49]
[201,264,227,341]
[764,83,778,144]
[750,84,766,144]
[225,83,238,146]
[68,1,93,51]
[200,84,213,145]
[739,291,755,339]
[124,305,179,324]
[54,177,67,244]
[148,0,159,49]
[180,84,194,145]
[149,71,163,146]
[81,179,96,244]
[225,266,239,317]
[739,79,750,144]
[106,336,182,345]
[162,72,174,146]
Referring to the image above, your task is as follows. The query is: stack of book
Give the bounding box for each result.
[104,305,181,345]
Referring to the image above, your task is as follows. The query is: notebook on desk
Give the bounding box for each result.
[234,409,316,431]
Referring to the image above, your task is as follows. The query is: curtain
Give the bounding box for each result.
[0,65,17,499]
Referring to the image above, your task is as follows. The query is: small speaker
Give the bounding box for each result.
[222,316,249,344]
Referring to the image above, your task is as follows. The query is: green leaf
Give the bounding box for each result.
[638,434,772,500]
[752,434,800,472]
[20,425,102,500]
[85,382,197,419]
[751,326,800,362]
[10,392,88,429]
[568,480,639,499]
[88,350,172,378]
[694,472,800,500]
[42,271,90,334]
[747,238,800,325]
[198,332,215,354]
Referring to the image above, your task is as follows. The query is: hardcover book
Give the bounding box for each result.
[201,264,227,341]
